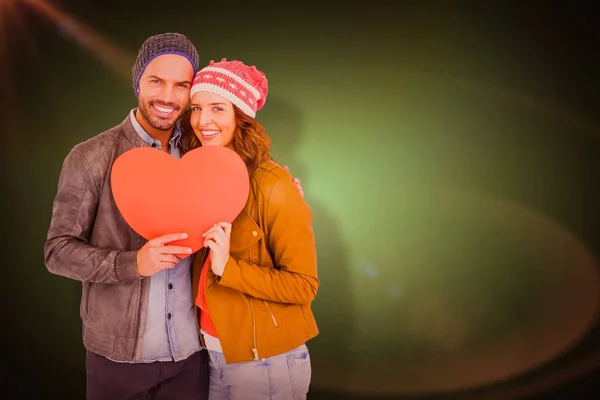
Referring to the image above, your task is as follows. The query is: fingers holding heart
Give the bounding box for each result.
[201,223,232,277]
[160,254,180,267]
[202,222,232,247]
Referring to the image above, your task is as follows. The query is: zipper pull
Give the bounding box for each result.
[252,347,259,360]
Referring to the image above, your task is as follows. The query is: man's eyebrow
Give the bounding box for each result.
[145,76,190,85]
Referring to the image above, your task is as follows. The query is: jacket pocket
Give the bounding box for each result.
[286,344,311,399]
[263,300,279,327]
[230,208,264,263]
[82,281,92,318]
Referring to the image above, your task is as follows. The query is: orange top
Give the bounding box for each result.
[196,254,218,337]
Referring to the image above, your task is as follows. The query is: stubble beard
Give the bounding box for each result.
[139,99,182,131]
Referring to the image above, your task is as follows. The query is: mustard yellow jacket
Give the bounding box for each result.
[192,160,319,364]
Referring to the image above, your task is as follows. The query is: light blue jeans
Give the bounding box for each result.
[207,344,311,400]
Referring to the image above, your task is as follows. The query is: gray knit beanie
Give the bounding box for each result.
[132,32,200,96]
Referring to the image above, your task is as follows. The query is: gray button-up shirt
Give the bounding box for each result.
[127,109,201,363]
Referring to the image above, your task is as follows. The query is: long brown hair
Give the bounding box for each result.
[181,106,272,175]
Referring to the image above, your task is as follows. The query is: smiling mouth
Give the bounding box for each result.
[151,103,177,116]
[201,130,220,139]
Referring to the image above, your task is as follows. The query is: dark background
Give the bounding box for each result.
[2,0,600,399]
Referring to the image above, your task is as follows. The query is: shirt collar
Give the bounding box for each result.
[129,108,182,149]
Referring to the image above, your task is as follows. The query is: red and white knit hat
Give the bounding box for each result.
[190,58,268,118]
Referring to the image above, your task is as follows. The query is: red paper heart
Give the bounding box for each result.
[110,146,249,257]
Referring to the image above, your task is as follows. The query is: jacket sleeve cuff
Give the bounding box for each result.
[217,256,241,288]
[115,251,141,282]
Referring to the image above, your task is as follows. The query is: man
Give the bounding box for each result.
[44,32,302,400]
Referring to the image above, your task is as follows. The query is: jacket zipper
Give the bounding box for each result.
[84,282,91,315]
[132,235,147,358]
[263,301,279,327]
[248,297,259,360]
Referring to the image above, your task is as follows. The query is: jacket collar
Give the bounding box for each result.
[120,112,150,149]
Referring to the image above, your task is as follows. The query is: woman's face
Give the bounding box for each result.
[190,91,237,148]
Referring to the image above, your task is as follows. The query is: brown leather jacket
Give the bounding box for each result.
[43,115,190,361]
[192,160,319,364]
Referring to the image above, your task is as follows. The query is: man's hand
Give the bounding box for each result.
[202,222,232,277]
[282,165,304,198]
[137,233,192,277]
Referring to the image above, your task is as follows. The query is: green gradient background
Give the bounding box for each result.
[2,1,600,399]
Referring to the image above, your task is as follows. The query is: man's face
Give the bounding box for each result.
[136,54,194,132]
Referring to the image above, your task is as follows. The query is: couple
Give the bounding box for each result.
[43,32,319,400]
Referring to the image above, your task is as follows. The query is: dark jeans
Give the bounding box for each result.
[86,350,209,400]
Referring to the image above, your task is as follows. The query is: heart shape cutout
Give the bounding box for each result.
[110,146,249,257]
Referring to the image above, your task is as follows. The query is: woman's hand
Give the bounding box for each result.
[202,222,232,276]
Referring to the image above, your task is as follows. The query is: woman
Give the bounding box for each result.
[187,58,319,400]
